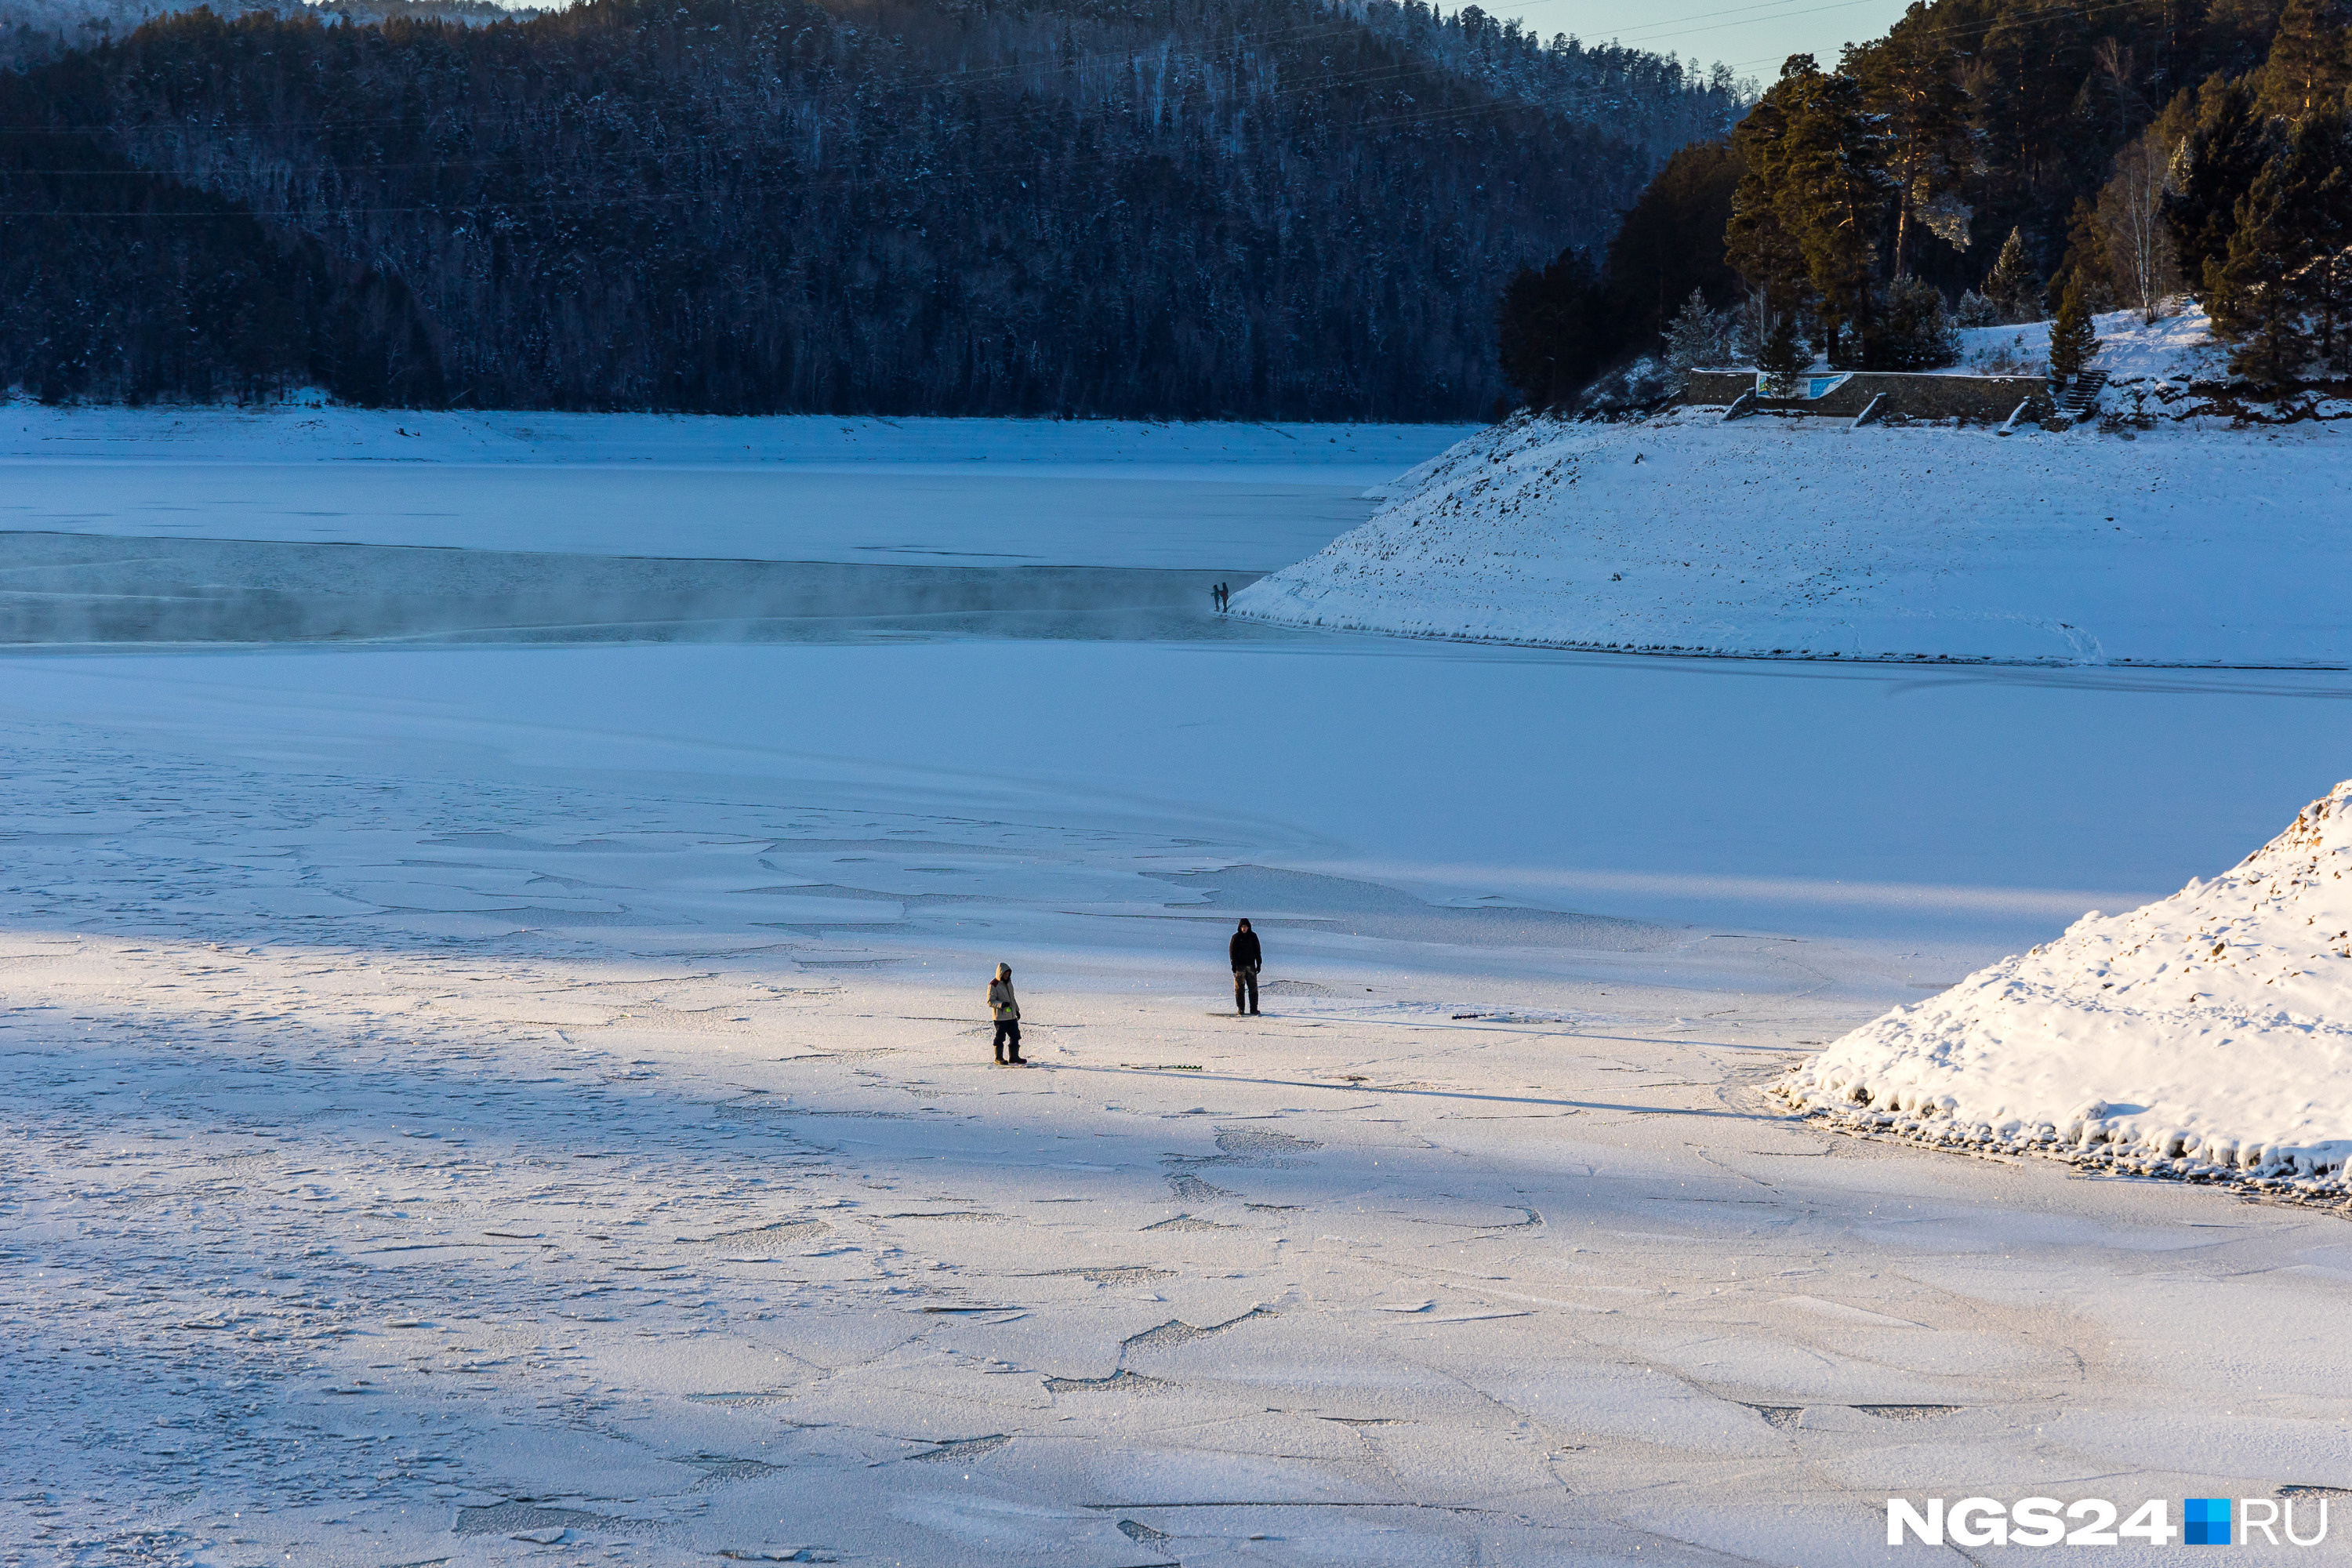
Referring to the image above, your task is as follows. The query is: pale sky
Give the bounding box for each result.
[1478,0,1920,83]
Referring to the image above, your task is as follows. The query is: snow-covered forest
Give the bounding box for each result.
[0,0,519,64]
[0,0,1745,416]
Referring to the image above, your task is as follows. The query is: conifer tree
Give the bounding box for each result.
[2205,165,2310,390]
[1726,71,1813,325]
[1781,64,1893,364]
[1728,56,1893,366]
[1984,229,2042,322]
[2060,197,2119,308]
[2259,0,2352,122]
[2277,106,2352,374]
[2225,103,2352,379]
[1756,315,1809,395]
[1663,288,1736,370]
[1496,247,1610,409]
[1602,143,1746,361]
[2165,78,2283,288]
[2047,271,2100,383]
[1874,274,1961,368]
[1848,2,1973,278]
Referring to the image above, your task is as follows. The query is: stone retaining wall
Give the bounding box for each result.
[1685,368,2052,423]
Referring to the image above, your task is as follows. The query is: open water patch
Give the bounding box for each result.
[0,532,1287,646]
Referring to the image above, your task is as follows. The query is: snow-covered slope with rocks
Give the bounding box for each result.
[1232,384,2352,667]
[1780,782,2352,1195]
[1950,303,2229,387]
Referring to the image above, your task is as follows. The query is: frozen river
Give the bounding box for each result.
[0,407,1457,568]
[3,411,2347,1566]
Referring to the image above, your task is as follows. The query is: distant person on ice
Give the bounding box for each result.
[988,963,1025,1065]
[1229,918,1261,1015]
[1212,582,1228,613]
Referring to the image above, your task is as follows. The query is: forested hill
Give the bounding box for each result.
[0,0,1744,417]
[0,0,520,67]
[1497,0,2350,408]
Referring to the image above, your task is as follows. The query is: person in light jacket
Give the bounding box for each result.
[1229,918,1261,1015]
[988,963,1025,1065]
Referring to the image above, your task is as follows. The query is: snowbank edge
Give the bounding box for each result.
[1771,781,2352,1207]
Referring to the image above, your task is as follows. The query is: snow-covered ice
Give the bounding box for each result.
[4,416,2350,1566]
[9,644,2352,1566]
[1783,780,2352,1192]
[0,404,1472,568]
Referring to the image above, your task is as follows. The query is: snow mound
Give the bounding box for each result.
[1780,782,2352,1196]
[1231,411,2352,666]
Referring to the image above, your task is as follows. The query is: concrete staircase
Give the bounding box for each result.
[2051,368,2109,421]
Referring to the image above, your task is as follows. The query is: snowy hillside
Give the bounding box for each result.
[1232,401,2352,667]
[1780,782,2352,1196]
[1949,303,2228,390]
[0,0,522,63]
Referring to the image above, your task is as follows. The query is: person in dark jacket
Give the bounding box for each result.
[1229,918,1261,1015]
[987,963,1024,1064]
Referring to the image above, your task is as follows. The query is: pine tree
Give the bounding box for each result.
[2060,196,2119,310]
[2277,105,2352,376]
[2186,96,2352,387]
[2165,78,2283,289]
[2205,166,2312,390]
[1777,64,1894,365]
[1662,289,1735,371]
[1873,275,1961,368]
[2259,0,2352,122]
[1727,56,1893,367]
[1602,143,1744,363]
[1984,229,2042,322]
[1726,72,1813,327]
[1496,246,1609,409]
[2048,271,2100,383]
[1756,315,1809,395]
[1849,2,1973,278]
